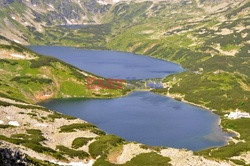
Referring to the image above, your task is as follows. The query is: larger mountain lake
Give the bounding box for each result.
[30,46,230,151]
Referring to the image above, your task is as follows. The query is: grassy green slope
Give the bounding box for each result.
[0,36,128,103]
[28,24,112,49]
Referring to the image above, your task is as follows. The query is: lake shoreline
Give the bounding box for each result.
[152,91,237,149]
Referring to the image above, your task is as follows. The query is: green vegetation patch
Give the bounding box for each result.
[0,100,49,111]
[30,56,57,68]
[11,76,53,84]
[11,129,45,144]
[0,124,13,129]
[0,59,18,65]
[56,145,89,159]
[72,137,93,149]
[59,123,96,132]
[26,156,58,166]
[47,112,76,121]
[93,152,171,166]
[59,123,105,135]
[89,135,124,158]
[124,152,171,166]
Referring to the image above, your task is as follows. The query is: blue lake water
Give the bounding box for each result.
[30,46,230,151]
[29,46,183,80]
[59,24,89,29]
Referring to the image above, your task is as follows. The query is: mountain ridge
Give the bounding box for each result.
[0,0,246,44]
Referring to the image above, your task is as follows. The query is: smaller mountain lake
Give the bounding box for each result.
[29,46,183,80]
[58,24,90,30]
